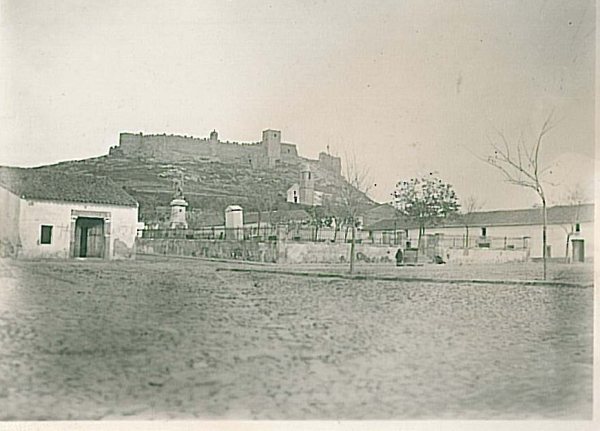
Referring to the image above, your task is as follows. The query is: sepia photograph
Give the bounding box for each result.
[0,0,596,429]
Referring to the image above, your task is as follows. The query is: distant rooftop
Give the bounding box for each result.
[364,203,594,231]
[0,166,138,207]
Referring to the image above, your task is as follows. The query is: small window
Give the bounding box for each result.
[40,225,53,244]
[481,227,487,237]
[575,223,581,232]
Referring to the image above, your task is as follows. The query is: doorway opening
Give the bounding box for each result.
[74,217,105,258]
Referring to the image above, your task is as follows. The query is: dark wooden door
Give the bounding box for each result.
[75,217,105,258]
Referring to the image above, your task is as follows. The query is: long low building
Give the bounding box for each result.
[0,167,139,259]
[364,203,594,262]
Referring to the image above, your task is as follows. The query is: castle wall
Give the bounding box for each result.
[281,143,299,163]
[318,152,342,176]
[143,135,212,159]
[216,142,263,165]
[118,132,264,162]
[116,131,341,175]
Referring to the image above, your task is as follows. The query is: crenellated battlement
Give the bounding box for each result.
[109,129,341,175]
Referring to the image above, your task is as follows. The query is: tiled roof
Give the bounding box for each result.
[191,208,311,227]
[0,166,138,207]
[363,215,413,231]
[243,208,310,224]
[364,204,594,231]
[363,203,397,224]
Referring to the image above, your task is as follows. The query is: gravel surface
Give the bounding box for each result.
[0,257,593,420]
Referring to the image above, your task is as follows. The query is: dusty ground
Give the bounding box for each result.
[0,256,593,420]
[263,260,594,285]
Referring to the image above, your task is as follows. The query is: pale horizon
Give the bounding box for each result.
[0,0,594,210]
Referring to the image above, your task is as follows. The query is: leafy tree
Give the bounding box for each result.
[392,174,460,256]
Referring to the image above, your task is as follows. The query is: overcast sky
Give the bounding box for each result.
[0,0,595,209]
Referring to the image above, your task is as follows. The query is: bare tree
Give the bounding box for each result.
[485,112,558,279]
[255,188,282,239]
[240,180,281,239]
[338,155,372,273]
[461,196,484,253]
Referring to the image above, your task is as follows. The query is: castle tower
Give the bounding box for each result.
[299,163,315,206]
[318,151,342,176]
[209,129,219,158]
[169,177,188,229]
[262,129,281,167]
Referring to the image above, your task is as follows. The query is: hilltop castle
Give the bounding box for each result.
[109,129,342,176]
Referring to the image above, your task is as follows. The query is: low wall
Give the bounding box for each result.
[136,238,279,263]
[136,238,397,264]
[280,242,397,264]
[136,239,530,265]
[446,248,529,264]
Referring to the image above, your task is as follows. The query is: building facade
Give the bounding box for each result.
[0,167,139,259]
[286,164,326,206]
[364,204,594,262]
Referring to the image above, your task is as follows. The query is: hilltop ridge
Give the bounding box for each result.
[30,130,375,227]
[109,128,343,175]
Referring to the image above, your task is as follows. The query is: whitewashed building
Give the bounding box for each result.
[0,167,139,259]
[364,204,594,262]
[286,164,326,206]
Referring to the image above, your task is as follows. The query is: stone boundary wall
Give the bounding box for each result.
[136,238,531,265]
[135,238,397,264]
[446,248,529,264]
[136,238,280,263]
[280,242,397,264]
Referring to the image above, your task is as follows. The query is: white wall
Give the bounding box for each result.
[372,222,594,259]
[286,184,299,204]
[446,248,529,264]
[18,199,139,259]
[483,222,594,260]
[0,186,21,255]
[281,242,398,264]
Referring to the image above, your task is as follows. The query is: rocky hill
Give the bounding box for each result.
[34,153,374,228]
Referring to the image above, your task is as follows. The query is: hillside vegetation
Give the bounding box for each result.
[35,154,374,227]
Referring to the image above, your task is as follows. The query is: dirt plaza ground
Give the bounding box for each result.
[0,256,593,420]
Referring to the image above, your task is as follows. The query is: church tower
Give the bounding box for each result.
[299,163,315,206]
